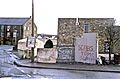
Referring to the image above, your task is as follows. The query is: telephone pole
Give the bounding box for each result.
[109,24,113,64]
[31,0,34,62]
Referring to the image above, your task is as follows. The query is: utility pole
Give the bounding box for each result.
[31,0,34,62]
[109,24,113,64]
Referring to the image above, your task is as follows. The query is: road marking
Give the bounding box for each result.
[21,70,24,72]
[27,74,32,77]
[16,67,32,78]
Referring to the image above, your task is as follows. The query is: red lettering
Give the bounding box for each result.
[78,45,93,52]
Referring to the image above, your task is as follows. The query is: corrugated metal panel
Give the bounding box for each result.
[0,17,29,25]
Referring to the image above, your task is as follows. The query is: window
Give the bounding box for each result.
[24,26,26,30]
[13,26,17,30]
[13,30,17,37]
[1,25,4,31]
[25,26,30,30]
[7,26,11,31]
[1,32,4,37]
[84,24,90,33]
[16,32,19,37]
[7,32,10,37]
[27,26,29,30]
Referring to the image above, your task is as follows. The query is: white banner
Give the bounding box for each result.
[37,48,58,63]
[75,33,97,64]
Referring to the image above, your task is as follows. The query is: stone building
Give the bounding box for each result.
[58,18,114,46]
[57,18,115,62]
[0,17,37,49]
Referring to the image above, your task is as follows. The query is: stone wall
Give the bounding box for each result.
[58,18,83,46]
[57,18,115,62]
[23,18,37,38]
[58,18,115,52]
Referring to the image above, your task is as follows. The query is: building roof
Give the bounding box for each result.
[0,17,30,26]
[38,33,57,37]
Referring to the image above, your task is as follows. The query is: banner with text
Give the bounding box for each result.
[75,33,97,64]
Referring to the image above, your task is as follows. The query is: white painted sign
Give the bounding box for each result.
[37,48,58,63]
[26,36,36,48]
[75,33,97,64]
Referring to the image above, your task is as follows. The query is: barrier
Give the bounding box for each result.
[37,48,58,63]
[75,33,97,64]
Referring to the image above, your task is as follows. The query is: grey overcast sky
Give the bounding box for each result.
[0,0,120,35]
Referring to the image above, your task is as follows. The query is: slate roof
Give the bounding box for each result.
[0,17,30,26]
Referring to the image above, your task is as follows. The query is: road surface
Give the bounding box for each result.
[3,67,119,79]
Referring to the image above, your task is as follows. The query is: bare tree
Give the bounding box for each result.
[98,25,120,63]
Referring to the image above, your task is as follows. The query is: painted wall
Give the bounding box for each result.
[57,46,74,62]
[75,33,97,64]
[37,48,58,63]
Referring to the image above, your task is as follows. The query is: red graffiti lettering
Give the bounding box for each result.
[78,45,93,52]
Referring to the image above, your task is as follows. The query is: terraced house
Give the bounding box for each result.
[0,17,37,49]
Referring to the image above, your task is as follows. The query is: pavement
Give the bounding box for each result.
[16,59,120,73]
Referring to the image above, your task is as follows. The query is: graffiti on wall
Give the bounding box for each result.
[78,45,95,61]
[37,48,58,63]
[75,33,97,64]
[57,47,74,62]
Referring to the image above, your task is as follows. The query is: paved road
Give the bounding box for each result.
[0,46,120,79]
[6,67,120,79]
[0,58,120,79]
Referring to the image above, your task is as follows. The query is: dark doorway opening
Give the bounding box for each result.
[44,39,53,48]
